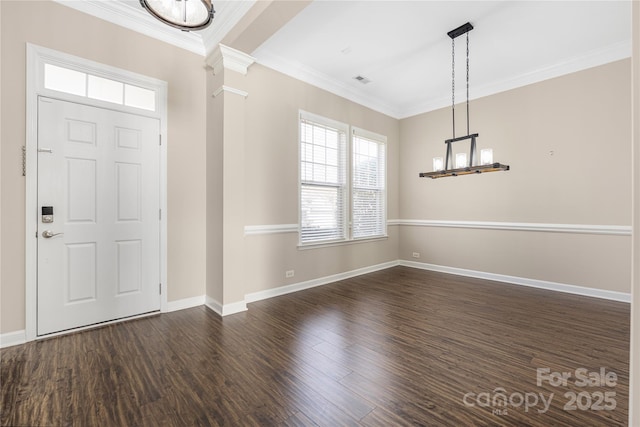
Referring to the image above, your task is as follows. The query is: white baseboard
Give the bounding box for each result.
[245,260,400,304]
[204,296,222,315]
[4,259,628,346]
[166,295,206,313]
[0,330,26,348]
[204,295,247,317]
[400,260,631,303]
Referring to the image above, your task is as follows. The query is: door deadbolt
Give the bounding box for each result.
[42,206,54,223]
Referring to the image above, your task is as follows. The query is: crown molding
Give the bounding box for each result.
[398,39,632,119]
[254,39,631,120]
[252,47,402,119]
[53,0,206,55]
[53,0,258,57]
[200,0,257,57]
[206,44,255,76]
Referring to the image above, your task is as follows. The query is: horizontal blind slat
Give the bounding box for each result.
[352,134,386,239]
[300,116,347,244]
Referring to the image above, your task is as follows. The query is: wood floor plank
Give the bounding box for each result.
[1,266,629,426]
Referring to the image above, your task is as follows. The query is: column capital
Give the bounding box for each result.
[205,44,255,76]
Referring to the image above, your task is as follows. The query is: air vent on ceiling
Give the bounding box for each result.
[353,75,371,84]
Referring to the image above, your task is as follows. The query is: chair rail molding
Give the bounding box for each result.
[391,219,631,236]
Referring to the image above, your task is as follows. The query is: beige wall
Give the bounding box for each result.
[221,71,250,305]
[206,66,224,305]
[0,0,207,333]
[630,1,639,423]
[241,64,400,295]
[0,0,633,338]
[399,60,632,292]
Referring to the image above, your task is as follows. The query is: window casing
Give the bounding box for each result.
[299,112,387,246]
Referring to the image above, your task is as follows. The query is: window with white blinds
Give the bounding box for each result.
[299,112,387,246]
[300,114,348,244]
[352,129,386,239]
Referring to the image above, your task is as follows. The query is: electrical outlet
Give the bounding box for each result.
[412,252,420,259]
[285,270,295,278]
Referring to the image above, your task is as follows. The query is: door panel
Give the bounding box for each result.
[37,97,160,335]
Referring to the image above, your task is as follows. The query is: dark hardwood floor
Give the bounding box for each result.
[1,266,630,426]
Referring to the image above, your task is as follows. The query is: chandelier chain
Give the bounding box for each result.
[452,38,456,138]
[466,32,470,136]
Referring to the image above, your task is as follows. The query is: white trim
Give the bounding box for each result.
[26,44,168,118]
[254,49,401,118]
[400,260,631,303]
[25,44,169,340]
[53,0,257,58]
[204,296,222,315]
[352,126,387,144]
[25,45,38,342]
[200,1,257,56]
[52,0,205,56]
[8,257,629,346]
[243,220,631,236]
[166,295,206,313]
[212,85,249,98]
[393,219,632,236]
[299,110,350,133]
[244,224,298,236]
[255,40,631,120]
[297,236,389,250]
[401,40,632,119]
[245,260,399,303]
[206,44,256,76]
[0,330,27,349]
[204,296,247,317]
[159,102,169,315]
[222,300,248,316]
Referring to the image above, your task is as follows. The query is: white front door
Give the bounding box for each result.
[37,97,161,336]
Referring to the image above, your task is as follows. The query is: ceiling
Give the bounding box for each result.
[57,1,632,119]
[251,1,632,118]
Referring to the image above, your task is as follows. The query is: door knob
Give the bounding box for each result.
[42,230,63,238]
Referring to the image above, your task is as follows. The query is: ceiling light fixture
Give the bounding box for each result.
[420,22,509,179]
[140,0,214,31]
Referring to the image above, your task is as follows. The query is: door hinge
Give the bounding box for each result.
[159,283,162,295]
[159,135,162,146]
[159,209,162,220]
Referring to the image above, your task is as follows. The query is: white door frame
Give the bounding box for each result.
[25,44,168,341]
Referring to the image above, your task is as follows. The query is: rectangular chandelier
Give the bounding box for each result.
[420,133,509,179]
[420,22,509,179]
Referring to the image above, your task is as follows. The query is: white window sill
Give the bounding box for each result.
[298,235,388,250]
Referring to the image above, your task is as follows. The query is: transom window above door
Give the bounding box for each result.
[43,63,156,112]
